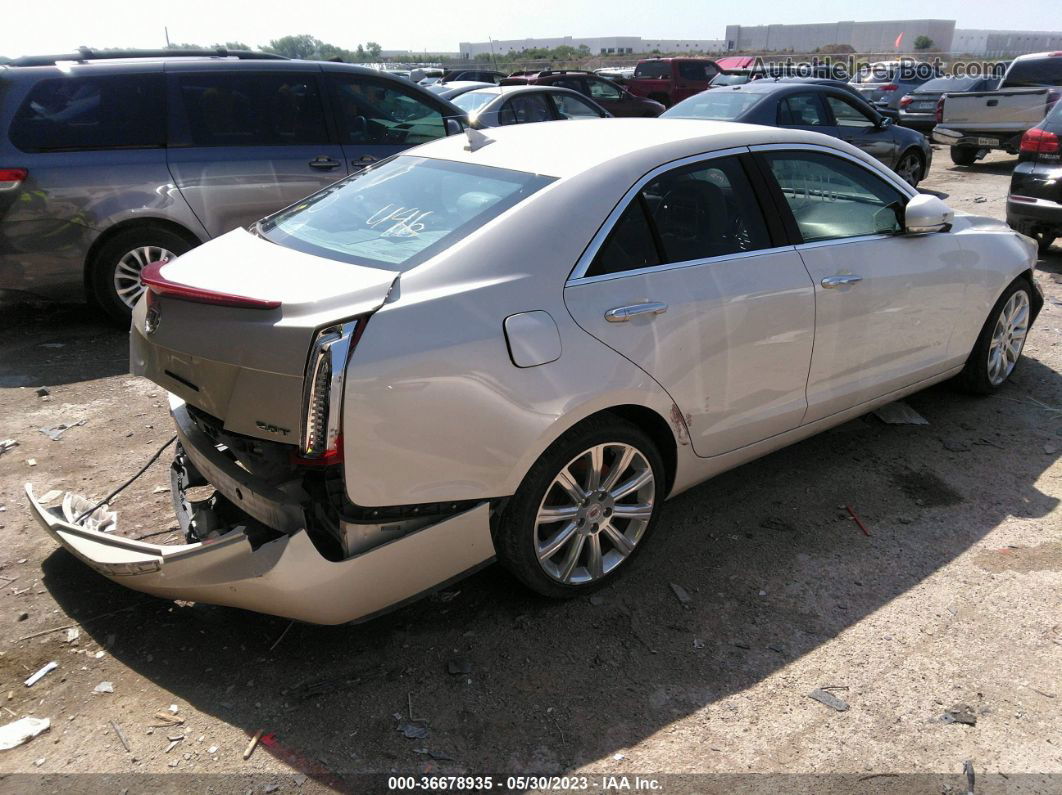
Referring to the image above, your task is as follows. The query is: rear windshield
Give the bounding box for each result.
[709,73,753,86]
[259,156,554,271]
[452,91,497,113]
[664,90,763,120]
[1004,57,1062,88]
[916,76,986,93]
[634,62,671,79]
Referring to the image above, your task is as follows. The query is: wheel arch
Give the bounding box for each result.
[1019,268,1044,322]
[82,218,203,301]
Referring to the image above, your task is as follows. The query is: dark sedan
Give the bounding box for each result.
[662,81,933,186]
[1007,99,1062,254]
[898,75,1000,132]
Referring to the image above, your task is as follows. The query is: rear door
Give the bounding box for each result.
[324,72,450,172]
[497,93,554,125]
[753,146,969,423]
[821,93,898,167]
[564,151,816,457]
[166,67,344,238]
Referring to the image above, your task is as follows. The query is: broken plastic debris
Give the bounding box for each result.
[398,722,429,739]
[63,628,80,644]
[942,703,977,726]
[61,493,116,534]
[873,401,928,425]
[39,490,63,504]
[0,439,17,456]
[0,717,50,750]
[808,688,849,712]
[24,662,57,687]
[669,583,692,604]
[38,419,86,441]
[93,681,114,694]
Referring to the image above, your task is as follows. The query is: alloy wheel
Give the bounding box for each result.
[535,443,655,585]
[897,153,922,186]
[987,289,1030,386]
[113,245,175,308]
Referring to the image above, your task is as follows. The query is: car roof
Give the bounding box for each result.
[463,84,583,97]
[409,117,872,179]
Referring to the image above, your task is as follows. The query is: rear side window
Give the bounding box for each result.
[328,75,445,146]
[10,75,164,152]
[260,156,554,271]
[177,73,327,147]
[586,156,771,278]
[634,62,671,79]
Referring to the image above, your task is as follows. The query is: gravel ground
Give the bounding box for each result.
[0,148,1059,794]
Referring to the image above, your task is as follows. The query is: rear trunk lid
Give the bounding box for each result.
[130,227,398,442]
[941,88,1052,132]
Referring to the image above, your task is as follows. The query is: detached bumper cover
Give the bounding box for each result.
[25,484,495,625]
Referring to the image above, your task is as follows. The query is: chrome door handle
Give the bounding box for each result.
[821,275,863,289]
[309,156,341,170]
[604,302,668,322]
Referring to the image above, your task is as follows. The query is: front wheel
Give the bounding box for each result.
[495,415,666,598]
[958,279,1033,394]
[895,150,925,186]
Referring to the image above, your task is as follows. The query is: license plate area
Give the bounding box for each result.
[977,137,998,146]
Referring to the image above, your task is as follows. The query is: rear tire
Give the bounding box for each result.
[895,149,925,186]
[950,145,978,166]
[495,414,666,599]
[957,279,1033,394]
[90,226,195,325]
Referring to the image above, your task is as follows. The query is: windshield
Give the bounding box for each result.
[260,156,554,271]
[664,90,763,120]
[710,73,752,86]
[1004,57,1062,88]
[452,91,497,113]
[634,62,671,79]
[916,76,985,93]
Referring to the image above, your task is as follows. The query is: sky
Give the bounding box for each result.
[4,0,1062,58]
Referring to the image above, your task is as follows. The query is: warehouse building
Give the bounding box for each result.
[723,20,956,53]
[458,36,724,59]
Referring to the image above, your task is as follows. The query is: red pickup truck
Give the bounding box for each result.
[625,57,721,107]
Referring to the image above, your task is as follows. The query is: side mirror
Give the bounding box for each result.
[877,115,894,128]
[445,117,465,136]
[904,193,954,234]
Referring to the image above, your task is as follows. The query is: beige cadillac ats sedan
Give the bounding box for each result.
[27,119,1042,624]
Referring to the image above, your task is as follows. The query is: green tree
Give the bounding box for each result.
[365,41,382,58]
[263,34,321,59]
[914,35,934,51]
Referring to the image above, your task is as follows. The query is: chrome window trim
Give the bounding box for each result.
[795,233,893,251]
[566,146,753,283]
[748,142,918,199]
[567,245,801,286]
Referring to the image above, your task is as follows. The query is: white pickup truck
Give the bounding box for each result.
[933,52,1062,164]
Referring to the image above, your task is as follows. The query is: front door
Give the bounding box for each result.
[754,147,969,423]
[821,94,898,168]
[166,70,345,238]
[564,153,816,457]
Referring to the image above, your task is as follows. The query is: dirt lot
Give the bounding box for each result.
[0,149,1060,794]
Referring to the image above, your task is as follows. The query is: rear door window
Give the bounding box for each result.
[499,94,553,125]
[586,156,771,277]
[10,74,165,152]
[176,73,327,147]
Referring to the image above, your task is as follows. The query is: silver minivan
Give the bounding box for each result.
[0,48,465,321]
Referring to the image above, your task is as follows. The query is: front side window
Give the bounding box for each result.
[260,156,554,271]
[763,151,906,243]
[678,62,713,82]
[498,94,553,125]
[328,76,445,146]
[586,156,771,278]
[551,93,603,119]
[777,94,828,126]
[825,96,874,128]
[588,78,623,101]
[550,78,585,93]
[11,75,164,152]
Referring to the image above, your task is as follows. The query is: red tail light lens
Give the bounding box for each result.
[140,261,281,309]
[935,96,945,123]
[881,83,899,92]
[0,168,28,191]
[899,95,914,109]
[1020,127,1060,154]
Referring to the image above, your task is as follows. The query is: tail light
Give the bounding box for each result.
[935,96,946,123]
[0,168,28,191]
[296,319,365,465]
[1020,127,1060,154]
[881,83,899,92]
[141,261,280,309]
[899,95,914,109]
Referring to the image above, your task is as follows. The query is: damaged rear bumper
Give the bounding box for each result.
[24,484,495,625]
